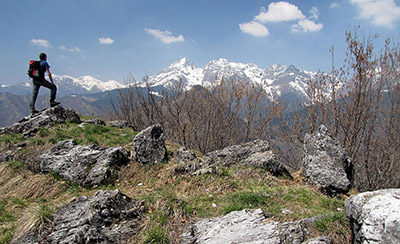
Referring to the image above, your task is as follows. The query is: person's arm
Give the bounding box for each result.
[47,69,54,84]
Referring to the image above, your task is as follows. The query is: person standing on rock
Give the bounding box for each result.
[30,53,60,114]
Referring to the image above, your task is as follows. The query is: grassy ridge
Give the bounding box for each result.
[0,120,351,243]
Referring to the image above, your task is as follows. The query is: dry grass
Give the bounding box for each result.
[0,165,65,200]
[0,155,352,244]
[117,161,351,243]
[0,122,352,244]
[0,163,96,241]
[11,204,51,242]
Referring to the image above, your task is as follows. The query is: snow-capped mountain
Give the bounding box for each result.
[1,57,318,103]
[0,75,124,97]
[203,58,264,85]
[141,57,317,103]
[262,64,315,100]
[53,75,124,96]
[143,57,204,88]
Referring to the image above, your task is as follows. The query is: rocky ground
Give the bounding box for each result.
[0,106,398,244]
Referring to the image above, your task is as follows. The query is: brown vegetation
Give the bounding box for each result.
[305,27,400,191]
[112,27,399,192]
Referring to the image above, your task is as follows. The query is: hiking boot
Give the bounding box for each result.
[31,109,39,115]
[50,101,60,107]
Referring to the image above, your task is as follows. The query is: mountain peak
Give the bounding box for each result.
[207,58,229,66]
[169,57,195,69]
[144,57,203,88]
[286,65,299,72]
[216,58,229,63]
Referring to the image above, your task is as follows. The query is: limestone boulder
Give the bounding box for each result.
[345,188,400,244]
[0,105,80,137]
[242,150,291,178]
[174,147,197,163]
[179,208,323,244]
[302,125,352,195]
[133,124,168,165]
[205,139,273,165]
[31,139,130,187]
[81,118,106,126]
[107,120,131,129]
[0,150,13,162]
[18,190,146,244]
[176,140,291,178]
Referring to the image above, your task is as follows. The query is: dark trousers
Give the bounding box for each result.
[30,79,57,110]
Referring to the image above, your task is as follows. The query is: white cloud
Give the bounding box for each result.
[145,28,185,44]
[350,0,400,27]
[239,21,270,37]
[30,39,50,48]
[70,47,81,52]
[99,37,114,44]
[255,1,305,23]
[292,19,323,32]
[241,2,323,36]
[309,7,320,19]
[330,2,340,8]
[60,45,81,52]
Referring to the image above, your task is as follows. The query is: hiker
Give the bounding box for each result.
[29,53,60,114]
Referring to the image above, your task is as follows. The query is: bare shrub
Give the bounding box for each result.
[110,74,164,131]
[112,27,399,191]
[304,27,400,191]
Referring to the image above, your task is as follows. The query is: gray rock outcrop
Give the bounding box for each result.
[18,190,146,244]
[302,125,352,195]
[345,188,400,244]
[31,139,130,187]
[107,120,131,129]
[81,118,106,126]
[0,105,81,137]
[0,150,13,162]
[179,208,322,244]
[176,140,292,178]
[174,147,197,163]
[205,140,275,165]
[174,157,218,176]
[133,124,168,165]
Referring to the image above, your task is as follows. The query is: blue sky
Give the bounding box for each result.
[1,0,400,85]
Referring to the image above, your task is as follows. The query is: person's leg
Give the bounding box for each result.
[30,80,41,111]
[39,79,57,102]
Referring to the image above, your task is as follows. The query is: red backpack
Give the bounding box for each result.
[27,60,44,79]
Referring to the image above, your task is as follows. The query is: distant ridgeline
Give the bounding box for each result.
[0,58,320,127]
